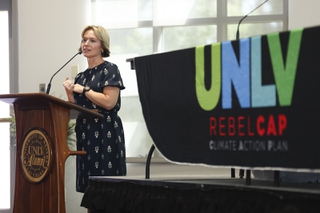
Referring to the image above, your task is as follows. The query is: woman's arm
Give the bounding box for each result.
[73,83,120,110]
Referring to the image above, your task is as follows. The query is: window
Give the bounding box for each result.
[91,0,288,158]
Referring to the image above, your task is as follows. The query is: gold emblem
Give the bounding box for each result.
[21,128,52,183]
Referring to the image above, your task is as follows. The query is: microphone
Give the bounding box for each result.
[236,0,269,40]
[45,50,82,94]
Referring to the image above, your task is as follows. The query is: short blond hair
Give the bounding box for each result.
[79,25,110,57]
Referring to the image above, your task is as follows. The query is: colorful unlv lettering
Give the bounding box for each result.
[195,29,303,111]
[267,29,303,106]
[195,43,221,111]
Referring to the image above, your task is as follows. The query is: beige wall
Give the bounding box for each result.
[14,0,90,98]
[289,0,320,30]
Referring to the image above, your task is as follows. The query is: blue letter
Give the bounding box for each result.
[222,39,250,109]
[251,36,276,107]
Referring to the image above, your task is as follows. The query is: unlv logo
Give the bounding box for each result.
[21,128,52,183]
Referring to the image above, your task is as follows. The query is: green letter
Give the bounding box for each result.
[195,43,221,111]
[267,29,303,106]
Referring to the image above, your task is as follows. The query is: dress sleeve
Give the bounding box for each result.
[74,73,82,84]
[102,62,125,90]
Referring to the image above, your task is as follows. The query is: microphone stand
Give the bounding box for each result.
[45,50,82,94]
[236,0,269,40]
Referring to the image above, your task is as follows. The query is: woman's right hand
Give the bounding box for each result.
[63,77,75,102]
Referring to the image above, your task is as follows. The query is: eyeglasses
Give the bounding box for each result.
[81,38,99,45]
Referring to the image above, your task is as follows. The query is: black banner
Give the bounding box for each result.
[134,25,320,169]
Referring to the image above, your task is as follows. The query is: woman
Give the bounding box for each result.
[63,25,126,193]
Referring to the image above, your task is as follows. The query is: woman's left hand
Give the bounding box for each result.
[73,84,84,94]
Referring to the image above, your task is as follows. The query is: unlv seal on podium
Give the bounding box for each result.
[20,128,52,183]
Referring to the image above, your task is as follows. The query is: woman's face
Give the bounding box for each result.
[81,29,103,59]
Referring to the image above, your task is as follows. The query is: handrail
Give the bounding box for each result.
[0,117,12,122]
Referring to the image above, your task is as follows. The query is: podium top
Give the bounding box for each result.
[0,93,103,119]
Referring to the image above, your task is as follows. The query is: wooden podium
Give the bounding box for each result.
[0,93,103,213]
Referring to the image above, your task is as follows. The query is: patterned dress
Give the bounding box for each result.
[73,61,126,193]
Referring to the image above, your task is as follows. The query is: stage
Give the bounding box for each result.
[81,172,320,213]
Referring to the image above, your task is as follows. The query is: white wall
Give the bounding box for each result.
[16,0,90,98]
[288,0,320,30]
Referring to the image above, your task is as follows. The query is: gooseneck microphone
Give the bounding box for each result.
[236,0,269,40]
[45,50,82,94]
